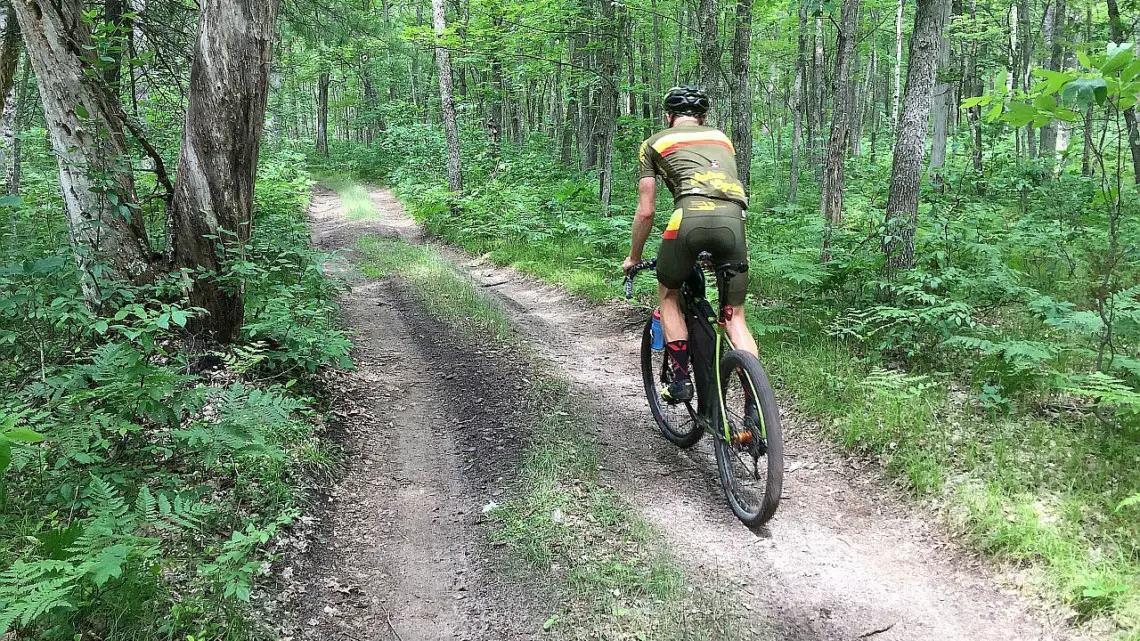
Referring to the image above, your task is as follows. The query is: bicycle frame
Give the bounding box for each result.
[679,264,766,446]
[625,255,767,445]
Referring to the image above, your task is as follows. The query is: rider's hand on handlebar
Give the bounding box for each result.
[622,255,640,275]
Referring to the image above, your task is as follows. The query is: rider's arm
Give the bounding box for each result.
[628,176,657,262]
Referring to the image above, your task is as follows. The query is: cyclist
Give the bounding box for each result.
[622,85,758,403]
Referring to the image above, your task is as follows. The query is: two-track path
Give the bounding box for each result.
[294,182,1088,641]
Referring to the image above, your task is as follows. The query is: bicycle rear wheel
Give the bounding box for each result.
[640,316,703,448]
[713,350,783,528]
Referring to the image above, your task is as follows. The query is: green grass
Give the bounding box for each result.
[318,174,382,220]
[356,236,513,342]
[759,333,1140,633]
[354,227,752,639]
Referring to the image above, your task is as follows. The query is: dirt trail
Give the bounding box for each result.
[350,186,1086,641]
[279,187,535,641]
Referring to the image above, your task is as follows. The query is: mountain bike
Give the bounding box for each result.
[624,253,783,528]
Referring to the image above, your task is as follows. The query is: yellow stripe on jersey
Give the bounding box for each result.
[651,130,735,154]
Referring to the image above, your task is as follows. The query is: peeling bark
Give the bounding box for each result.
[169,0,281,341]
[11,0,155,305]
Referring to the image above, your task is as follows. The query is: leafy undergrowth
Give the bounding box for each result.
[0,150,351,640]
[315,126,1140,636]
[355,231,755,639]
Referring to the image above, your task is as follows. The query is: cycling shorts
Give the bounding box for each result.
[656,195,749,306]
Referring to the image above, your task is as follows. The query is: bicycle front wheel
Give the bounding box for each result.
[713,350,784,529]
[640,316,703,448]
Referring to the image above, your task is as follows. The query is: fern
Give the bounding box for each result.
[0,560,78,633]
[1064,372,1140,415]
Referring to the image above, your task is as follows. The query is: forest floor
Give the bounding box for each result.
[285,181,1096,640]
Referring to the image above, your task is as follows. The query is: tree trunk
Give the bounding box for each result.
[651,0,662,121]
[789,4,806,203]
[432,0,462,191]
[883,0,951,274]
[820,0,861,228]
[1038,0,1063,157]
[170,0,281,341]
[11,0,154,304]
[853,22,875,157]
[103,0,129,91]
[1018,0,1034,160]
[597,0,619,206]
[0,5,21,194]
[966,0,984,186]
[316,71,329,156]
[809,9,823,171]
[892,0,903,132]
[1107,0,1140,183]
[928,12,951,192]
[730,0,752,193]
[7,52,28,196]
[697,0,721,126]
[672,4,684,86]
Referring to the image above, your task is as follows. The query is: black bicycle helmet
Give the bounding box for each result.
[663,85,710,116]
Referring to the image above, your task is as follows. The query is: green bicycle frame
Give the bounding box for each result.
[707,302,767,444]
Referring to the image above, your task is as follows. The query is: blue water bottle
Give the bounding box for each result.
[650,309,664,350]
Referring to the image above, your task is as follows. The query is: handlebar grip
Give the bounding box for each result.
[624,276,634,299]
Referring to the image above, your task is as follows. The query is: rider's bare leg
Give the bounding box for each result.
[726,305,758,358]
[658,283,687,342]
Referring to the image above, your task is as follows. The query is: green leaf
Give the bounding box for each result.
[1123,56,1140,83]
[961,96,987,108]
[1061,77,1108,110]
[0,438,10,475]
[75,103,90,118]
[1034,94,1057,110]
[170,309,189,328]
[1102,42,1135,75]
[89,543,133,586]
[1077,50,1092,69]
[4,427,44,443]
[0,194,22,208]
[156,312,170,330]
[1117,494,1140,512]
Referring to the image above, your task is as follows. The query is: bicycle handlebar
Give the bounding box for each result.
[623,258,657,299]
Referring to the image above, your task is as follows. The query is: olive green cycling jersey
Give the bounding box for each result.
[637,124,748,209]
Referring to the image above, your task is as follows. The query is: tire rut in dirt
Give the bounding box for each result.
[278,196,541,640]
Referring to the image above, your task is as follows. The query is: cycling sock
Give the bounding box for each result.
[666,340,690,380]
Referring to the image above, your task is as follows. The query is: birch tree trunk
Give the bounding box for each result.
[432,0,462,191]
[169,0,281,341]
[883,0,951,275]
[789,4,806,203]
[810,10,823,171]
[820,0,861,228]
[11,0,155,305]
[892,0,903,132]
[730,0,752,193]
